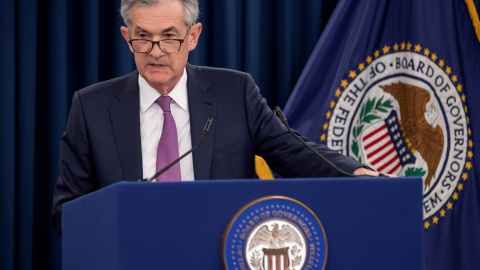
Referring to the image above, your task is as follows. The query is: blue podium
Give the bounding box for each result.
[63,178,424,270]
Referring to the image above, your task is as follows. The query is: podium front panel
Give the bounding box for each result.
[63,178,423,270]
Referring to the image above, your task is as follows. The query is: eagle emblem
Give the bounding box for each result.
[248,223,303,250]
[222,197,327,270]
[326,47,471,225]
[248,223,305,270]
[381,82,444,189]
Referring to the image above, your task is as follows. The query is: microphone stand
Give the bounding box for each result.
[274,106,381,178]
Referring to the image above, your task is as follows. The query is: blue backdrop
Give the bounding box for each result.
[1,0,479,269]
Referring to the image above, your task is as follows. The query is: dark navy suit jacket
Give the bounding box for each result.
[52,63,365,236]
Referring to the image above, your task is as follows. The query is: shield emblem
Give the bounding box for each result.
[263,247,289,270]
[361,110,416,175]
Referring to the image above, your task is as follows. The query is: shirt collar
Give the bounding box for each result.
[139,68,188,113]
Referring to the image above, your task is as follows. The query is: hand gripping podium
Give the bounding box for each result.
[63,178,424,270]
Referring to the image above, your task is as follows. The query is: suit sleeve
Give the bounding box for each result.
[242,73,366,177]
[51,92,99,237]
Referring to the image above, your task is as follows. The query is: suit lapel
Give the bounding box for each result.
[110,71,144,181]
[186,64,217,180]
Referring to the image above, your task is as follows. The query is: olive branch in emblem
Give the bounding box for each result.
[404,167,426,177]
[351,96,394,163]
[249,250,263,270]
[292,255,302,267]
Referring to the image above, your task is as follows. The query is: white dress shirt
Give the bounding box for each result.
[139,68,194,181]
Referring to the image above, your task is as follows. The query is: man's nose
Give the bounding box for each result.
[149,42,165,57]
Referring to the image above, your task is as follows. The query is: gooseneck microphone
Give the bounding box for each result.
[274,106,359,178]
[139,118,213,182]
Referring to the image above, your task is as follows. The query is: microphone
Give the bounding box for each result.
[274,106,359,177]
[139,118,213,182]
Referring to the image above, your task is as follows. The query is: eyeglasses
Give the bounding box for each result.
[128,28,190,53]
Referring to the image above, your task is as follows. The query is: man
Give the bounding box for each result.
[51,0,379,236]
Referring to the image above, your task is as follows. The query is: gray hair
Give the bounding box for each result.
[120,0,199,28]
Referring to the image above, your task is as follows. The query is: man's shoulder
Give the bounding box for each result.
[77,70,138,98]
[187,64,249,81]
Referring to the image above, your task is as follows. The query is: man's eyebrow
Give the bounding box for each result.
[132,26,180,35]
[133,26,150,34]
[161,26,180,34]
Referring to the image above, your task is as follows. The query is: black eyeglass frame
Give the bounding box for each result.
[128,27,191,53]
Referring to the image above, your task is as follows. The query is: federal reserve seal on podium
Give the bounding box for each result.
[222,196,327,270]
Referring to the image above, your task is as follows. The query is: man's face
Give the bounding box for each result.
[121,0,201,94]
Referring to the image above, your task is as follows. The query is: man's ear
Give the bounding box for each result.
[120,26,134,53]
[188,23,202,51]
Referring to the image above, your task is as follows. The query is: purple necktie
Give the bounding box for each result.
[155,96,181,181]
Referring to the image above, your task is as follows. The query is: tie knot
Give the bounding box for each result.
[156,96,171,112]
